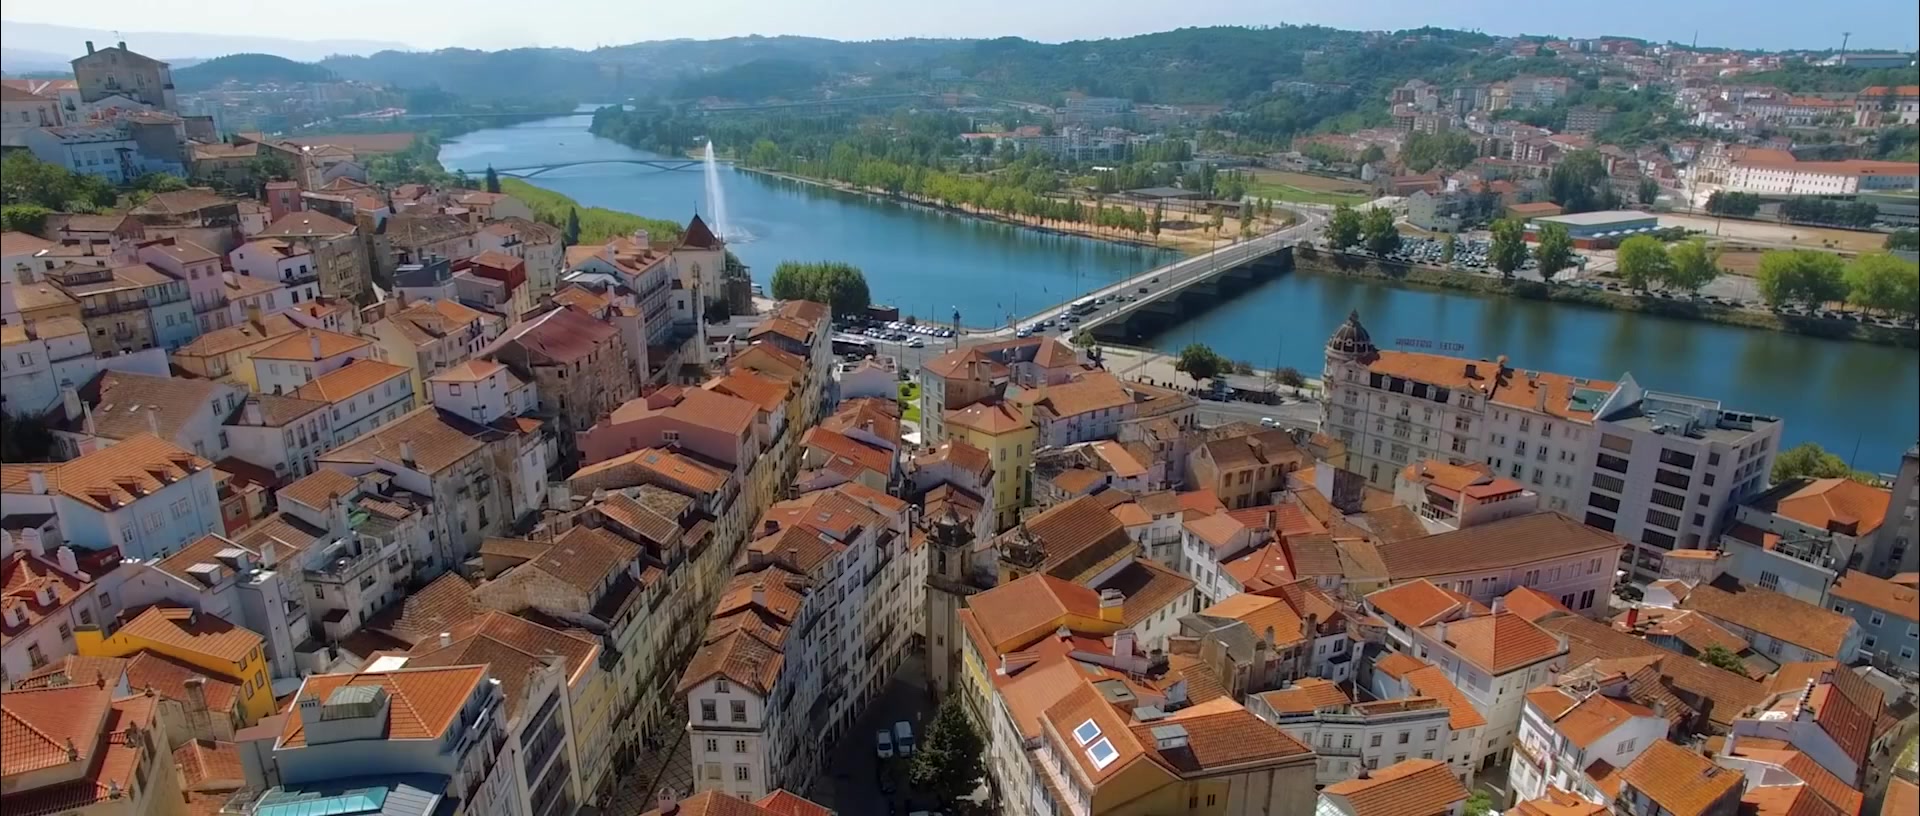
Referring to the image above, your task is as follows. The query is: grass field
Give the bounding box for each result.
[1245,170,1374,206]
[899,381,921,423]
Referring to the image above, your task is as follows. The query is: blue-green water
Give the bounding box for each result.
[442,114,1919,472]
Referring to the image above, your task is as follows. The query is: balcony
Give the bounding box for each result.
[304,536,394,584]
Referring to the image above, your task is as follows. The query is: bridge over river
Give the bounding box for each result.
[491,158,734,178]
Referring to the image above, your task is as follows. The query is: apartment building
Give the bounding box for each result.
[365,297,505,401]
[254,211,371,306]
[1616,741,1745,816]
[1827,572,1918,674]
[269,469,432,645]
[580,386,763,469]
[476,218,563,302]
[486,304,637,467]
[1188,426,1311,510]
[1717,477,1892,604]
[228,238,320,306]
[317,403,548,572]
[919,336,1086,442]
[248,328,374,396]
[169,311,302,387]
[75,604,274,721]
[1722,157,1919,196]
[293,359,416,447]
[1251,680,1452,785]
[1367,655,1489,783]
[680,482,915,800]
[1375,512,1624,616]
[1865,444,1916,576]
[1647,575,1861,663]
[1178,580,1355,689]
[1723,662,1890,792]
[1393,460,1537,529]
[566,232,674,346]
[1584,378,1782,581]
[136,238,228,334]
[944,401,1035,530]
[221,393,330,481]
[1318,759,1469,816]
[52,369,245,460]
[86,531,309,682]
[0,681,184,816]
[0,536,105,682]
[1509,668,1676,805]
[0,434,220,557]
[0,317,162,420]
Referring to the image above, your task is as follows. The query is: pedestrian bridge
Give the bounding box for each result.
[490,158,734,178]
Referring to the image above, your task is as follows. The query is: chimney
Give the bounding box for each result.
[656,793,679,815]
[1436,619,1450,644]
[22,527,47,557]
[763,519,779,537]
[86,41,95,54]
[331,493,351,537]
[27,470,48,496]
[62,388,82,422]
[439,631,453,648]
[117,41,126,51]
[1099,588,1125,623]
[56,546,78,575]
[309,331,322,360]
[1465,363,1478,379]
[245,303,262,326]
[146,407,161,437]
[184,676,209,713]
[1653,700,1668,720]
[1536,384,1548,412]
[1626,607,1639,628]
[0,530,10,560]
[1491,596,1507,615]
[750,582,766,609]
[243,400,263,426]
[399,441,416,468]
[1114,629,1137,660]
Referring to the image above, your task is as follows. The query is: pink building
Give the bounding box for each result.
[137,236,227,332]
[578,385,760,469]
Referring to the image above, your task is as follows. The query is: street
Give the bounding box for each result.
[812,655,938,816]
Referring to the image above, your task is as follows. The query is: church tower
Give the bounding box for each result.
[924,504,978,699]
[1322,310,1379,471]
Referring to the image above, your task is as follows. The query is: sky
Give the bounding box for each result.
[6,0,1918,53]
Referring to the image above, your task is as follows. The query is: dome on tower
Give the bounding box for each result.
[1326,310,1378,359]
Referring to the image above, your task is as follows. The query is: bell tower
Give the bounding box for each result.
[924,503,979,698]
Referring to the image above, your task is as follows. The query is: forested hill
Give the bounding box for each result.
[174,53,336,91]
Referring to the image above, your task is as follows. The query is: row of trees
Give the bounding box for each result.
[769,261,872,317]
[1704,190,1762,217]
[1777,197,1880,229]
[1756,249,1919,316]
[1614,235,1721,292]
[1323,204,1403,256]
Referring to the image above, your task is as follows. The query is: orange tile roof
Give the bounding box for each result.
[353,573,478,649]
[1550,692,1658,749]
[1403,665,1488,730]
[945,401,1030,435]
[1509,789,1611,816]
[1680,575,1858,658]
[1098,558,1194,628]
[1130,696,1313,775]
[1221,543,1294,592]
[1740,783,1849,816]
[1881,778,1916,816]
[2,690,155,816]
[279,665,488,748]
[802,427,894,479]
[1619,741,1744,816]
[1427,611,1564,675]
[117,606,261,664]
[1014,370,1134,420]
[1,682,113,776]
[1828,571,1917,618]
[292,358,410,403]
[173,739,244,788]
[1726,744,1863,816]
[1322,758,1469,816]
[31,434,213,512]
[1502,587,1573,623]
[570,447,731,494]
[1377,512,1624,580]
[754,790,833,816]
[321,407,497,475]
[676,627,786,696]
[1369,579,1480,627]
[277,468,358,511]
[248,328,372,361]
[1375,652,1430,680]
[1201,592,1309,647]
[706,368,792,413]
[967,573,1105,653]
[1773,479,1892,536]
[1184,511,1248,551]
[2,550,93,647]
[1254,678,1351,713]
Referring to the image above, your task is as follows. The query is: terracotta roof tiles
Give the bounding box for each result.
[1619,741,1744,816]
[1322,758,1470,816]
[1679,575,1858,658]
[278,665,488,748]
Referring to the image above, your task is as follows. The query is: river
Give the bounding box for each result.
[441,113,1919,472]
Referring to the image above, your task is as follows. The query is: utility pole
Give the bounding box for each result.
[1840,32,1853,62]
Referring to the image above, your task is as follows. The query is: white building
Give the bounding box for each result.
[87,531,313,680]
[1722,158,1919,196]
[228,239,321,306]
[221,393,331,481]
[1386,605,1568,769]
[293,359,417,447]
[1718,477,1891,604]
[250,329,377,397]
[1582,377,1782,582]
[0,434,220,558]
[0,534,106,682]
[1509,670,1674,806]
[1251,678,1454,784]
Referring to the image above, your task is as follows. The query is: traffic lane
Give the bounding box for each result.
[817,661,936,816]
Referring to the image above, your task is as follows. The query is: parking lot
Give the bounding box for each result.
[1333,235,1591,282]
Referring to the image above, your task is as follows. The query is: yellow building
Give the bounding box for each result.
[169,312,302,389]
[944,401,1036,531]
[76,605,274,723]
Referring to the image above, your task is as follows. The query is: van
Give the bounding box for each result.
[893,721,915,757]
[875,728,895,759]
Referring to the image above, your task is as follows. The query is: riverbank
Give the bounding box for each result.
[498,179,685,244]
[1293,246,1919,349]
[736,165,1287,254]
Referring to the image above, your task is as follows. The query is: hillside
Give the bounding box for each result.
[175,53,337,91]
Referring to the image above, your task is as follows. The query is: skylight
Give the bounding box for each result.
[1073,718,1101,746]
[1088,737,1119,770]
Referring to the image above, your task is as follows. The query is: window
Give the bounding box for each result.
[1371,734,1383,747]
[1591,473,1625,493]
[58,622,73,640]
[1617,738,1637,753]
[730,700,747,722]
[1588,493,1621,513]
[700,700,716,721]
[705,738,718,753]
[1870,612,1886,626]
[1600,433,1633,453]
[735,739,748,754]
[1641,529,1676,550]
[1398,731,1410,744]
[1651,490,1686,510]
[1342,734,1354,749]
[715,678,730,693]
[1584,512,1616,532]
[1646,508,1681,531]
[734,765,751,782]
[1426,728,1439,741]
[1659,449,1696,469]
[1579,589,1595,609]
[1654,469,1691,489]
[1596,453,1630,474]
[1703,473,1716,487]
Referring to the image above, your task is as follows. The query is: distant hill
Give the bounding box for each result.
[0,20,407,68]
[175,53,337,91]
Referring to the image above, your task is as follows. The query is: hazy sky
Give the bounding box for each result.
[8,0,1918,53]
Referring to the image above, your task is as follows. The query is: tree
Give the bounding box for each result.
[1149,202,1163,237]
[1547,149,1607,213]
[909,696,987,808]
[1533,222,1574,282]
[1845,252,1920,317]
[563,207,581,246]
[1209,208,1225,235]
[1886,228,1919,252]
[1756,250,1847,308]
[1637,177,1660,208]
[1325,204,1363,249]
[1440,233,1456,264]
[1362,206,1401,256]
[1489,219,1530,279]
[1615,235,1672,291]
[0,204,52,235]
[1465,790,1495,816]
[1664,239,1721,294]
[769,261,871,317]
[1698,645,1747,674]
[1276,366,1307,388]
[1705,190,1761,217]
[484,165,502,194]
[1174,343,1226,388]
[1359,145,1387,164]
[1,152,115,211]
[1772,442,1873,483]
[1072,329,1097,351]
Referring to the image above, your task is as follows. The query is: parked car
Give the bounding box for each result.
[875,729,895,759]
[1260,417,1280,428]
[894,721,916,757]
